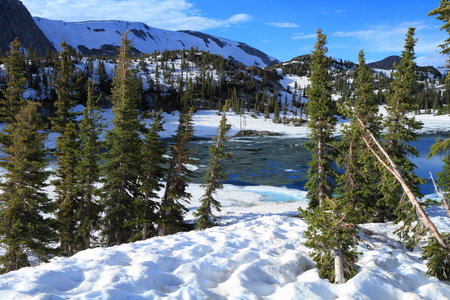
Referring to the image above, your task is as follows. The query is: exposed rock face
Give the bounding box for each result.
[0,0,54,56]
[367,55,401,70]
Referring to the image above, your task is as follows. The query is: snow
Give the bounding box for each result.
[279,74,310,91]
[0,198,449,299]
[33,18,278,68]
[1,110,450,299]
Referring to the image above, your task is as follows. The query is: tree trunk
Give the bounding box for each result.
[334,248,345,284]
[357,117,449,249]
[317,134,324,208]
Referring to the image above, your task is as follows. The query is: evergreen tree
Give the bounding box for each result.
[158,109,196,236]
[427,138,450,212]
[304,29,337,209]
[195,101,232,229]
[0,38,26,123]
[0,102,57,274]
[419,3,450,280]
[380,28,424,249]
[100,32,144,246]
[336,50,382,222]
[421,233,450,280]
[429,1,450,78]
[273,97,280,123]
[75,80,105,249]
[301,197,360,283]
[50,41,81,255]
[129,109,167,241]
[0,39,57,273]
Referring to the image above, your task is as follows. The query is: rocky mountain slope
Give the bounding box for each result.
[33,17,279,67]
[0,0,54,56]
[367,55,401,70]
[0,0,278,67]
[367,55,441,77]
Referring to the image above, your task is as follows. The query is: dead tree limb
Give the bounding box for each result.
[356,117,449,249]
[430,172,450,216]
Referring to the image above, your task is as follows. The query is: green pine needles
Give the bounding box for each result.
[421,233,450,280]
[380,27,425,249]
[301,30,359,284]
[300,197,360,283]
[100,31,146,246]
[75,80,105,249]
[336,50,382,223]
[195,100,232,230]
[158,108,196,236]
[130,109,167,241]
[304,29,338,210]
[0,39,57,273]
[50,41,83,254]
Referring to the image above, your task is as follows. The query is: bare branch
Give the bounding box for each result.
[357,116,449,249]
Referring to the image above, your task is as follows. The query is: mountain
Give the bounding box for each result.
[0,0,55,56]
[367,55,442,77]
[33,18,279,67]
[367,55,401,70]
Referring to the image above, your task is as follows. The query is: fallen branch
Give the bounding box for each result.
[356,117,449,249]
[430,172,450,216]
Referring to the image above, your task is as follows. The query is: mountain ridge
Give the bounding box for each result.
[367,55,401,70]
[32,17,280,67]
[367,55,441,77]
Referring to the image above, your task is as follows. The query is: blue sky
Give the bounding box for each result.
[21,0,448,67]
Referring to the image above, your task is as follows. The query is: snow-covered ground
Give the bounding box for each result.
[1,110,450,299]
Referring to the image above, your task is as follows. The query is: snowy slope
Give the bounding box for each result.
[1,111,450,299]
[33,17,279,67]
[0,204,449,299]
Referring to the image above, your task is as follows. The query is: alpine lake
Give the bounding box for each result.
[188,132,450,197]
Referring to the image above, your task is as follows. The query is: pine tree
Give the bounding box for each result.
[301,197,360,284]
[50,41,81,255]
[427,138,450,213]
[0,39,55,273]
[0,39,57,273]
[304,29,337,209]
[100,32,144,246]
[75,80,105,249]
[129,109,167,241]
[158,109,196,236]
[195,101,232,229]
[429,1,450,78]
[273,97,280,123]
[336,50,382,222]
[380,28,424,249]
[0,38,26,123]
[418,3,450,280]
[0,102,57,274]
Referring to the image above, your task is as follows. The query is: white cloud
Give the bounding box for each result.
[416,49,447,68]
[20,0,251,31]
[292,33,317,40]
[333,30,377,38]
[332,21,446,54]
[267,22,299,28]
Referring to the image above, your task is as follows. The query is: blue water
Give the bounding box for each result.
[248,190,303,202]
[190,133,450,197]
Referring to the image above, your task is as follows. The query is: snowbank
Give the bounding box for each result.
[0,202,449,299]
[1,109,450,299]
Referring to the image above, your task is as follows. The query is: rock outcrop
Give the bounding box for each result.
[0,0,54,56]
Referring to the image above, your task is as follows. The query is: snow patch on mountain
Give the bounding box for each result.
[33,18,279,67]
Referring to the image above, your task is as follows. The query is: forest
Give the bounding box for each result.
[0,6,449,286]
